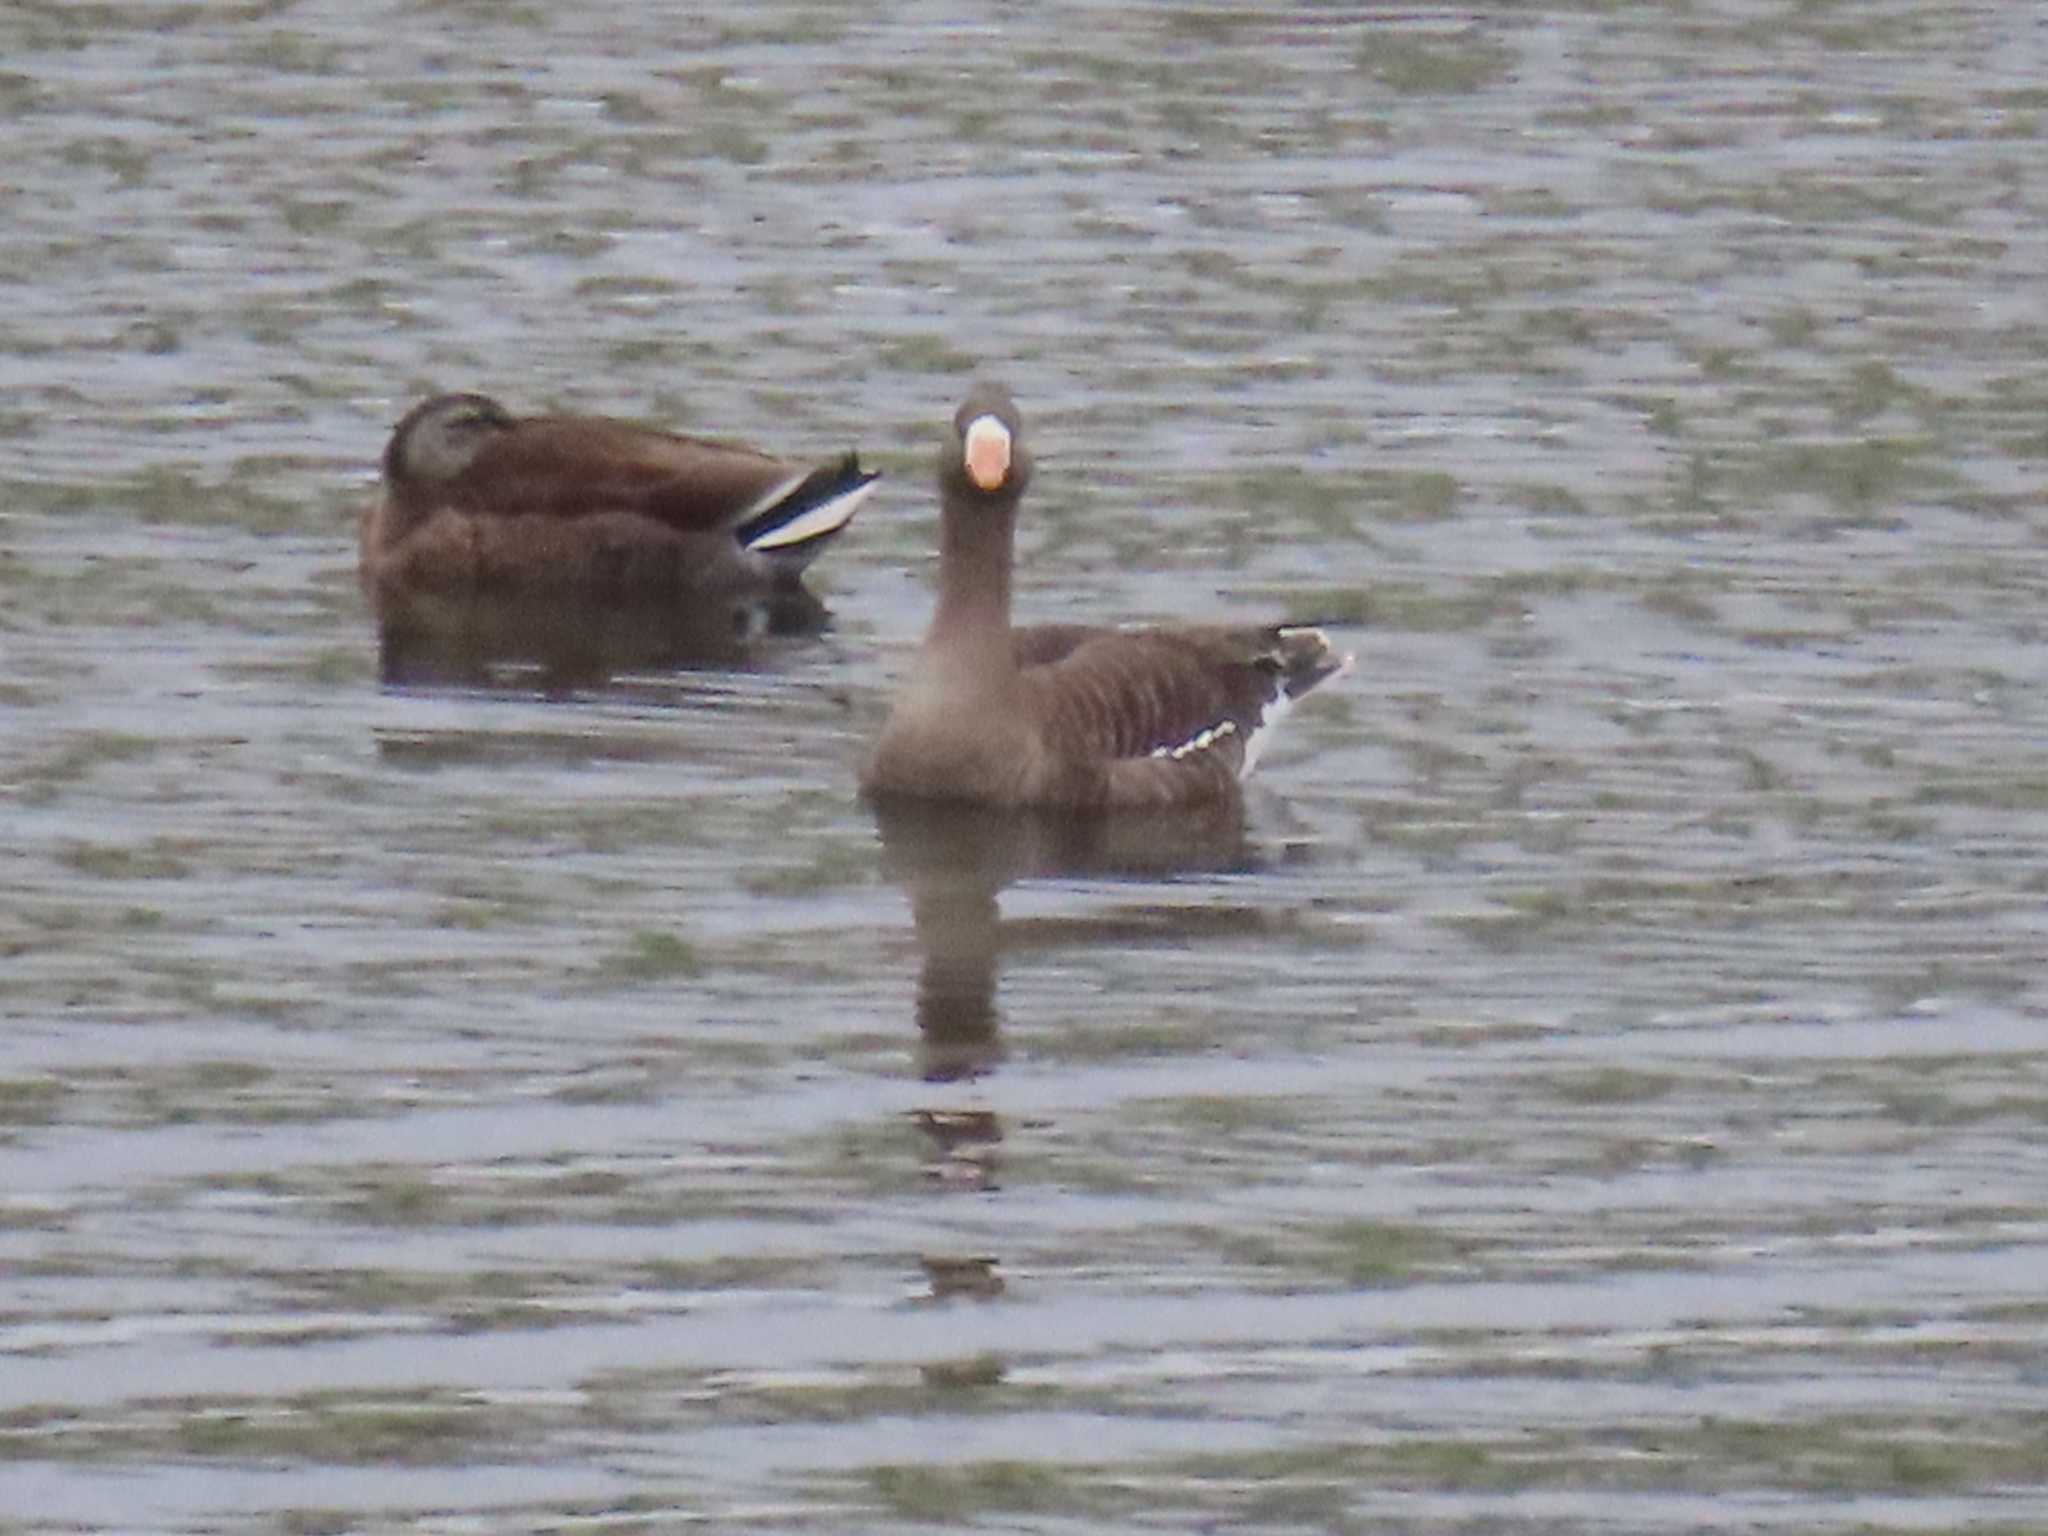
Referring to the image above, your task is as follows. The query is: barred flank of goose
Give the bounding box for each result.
[361,392,877,598]
[861,382,1352,811]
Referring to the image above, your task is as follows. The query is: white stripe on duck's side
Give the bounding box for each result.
[742,476,879,552]
[737,470,808,523]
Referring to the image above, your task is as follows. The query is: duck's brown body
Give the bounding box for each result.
[361,393,877,597]
[862,384,1349,810]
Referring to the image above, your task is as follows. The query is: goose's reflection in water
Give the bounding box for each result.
[371,584,832,694]
[871,797,1256,1084]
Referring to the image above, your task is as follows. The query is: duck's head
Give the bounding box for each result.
[384,392,516,488]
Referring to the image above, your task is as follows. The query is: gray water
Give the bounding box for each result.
[5,3,2048,1532]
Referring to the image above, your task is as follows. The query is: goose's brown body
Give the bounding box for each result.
[862,384,1349,810]
[361,393,876,597]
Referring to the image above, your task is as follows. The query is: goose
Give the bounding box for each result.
[863,383,1349,809]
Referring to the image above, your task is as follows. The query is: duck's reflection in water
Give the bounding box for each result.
[871,796,1255,1084]
[370,584,831,694]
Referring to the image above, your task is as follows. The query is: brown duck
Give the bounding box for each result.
[862,383,1351,809]
[361,392,878,597]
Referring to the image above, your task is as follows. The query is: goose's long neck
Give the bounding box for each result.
[924,491,1017,682]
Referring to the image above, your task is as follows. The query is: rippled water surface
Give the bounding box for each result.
[5,3,2048,1532]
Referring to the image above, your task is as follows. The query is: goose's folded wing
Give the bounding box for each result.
[1024,625,1350,770]
[1011,622,1111,670]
